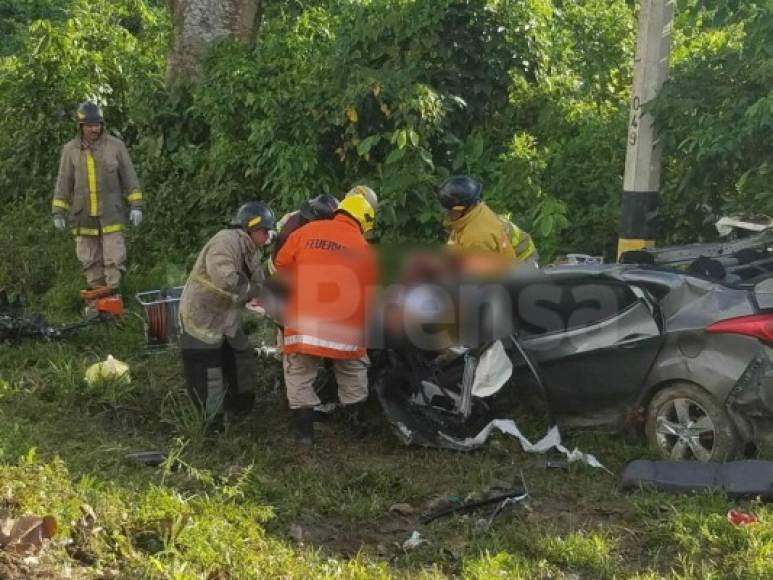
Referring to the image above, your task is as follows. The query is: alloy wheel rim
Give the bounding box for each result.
[655,397,716,461]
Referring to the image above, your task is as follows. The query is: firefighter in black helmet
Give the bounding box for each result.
[178,201,277,423]
[265,194,340,274]
[52,101,145,304]
[438,175,538,266]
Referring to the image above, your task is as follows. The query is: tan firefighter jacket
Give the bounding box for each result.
[52,133,143,236]
[179,229,264,344]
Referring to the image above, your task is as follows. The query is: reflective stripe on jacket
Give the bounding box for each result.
[179,229,262,344]
[52,134,142,236]
[500,216,538,262]
[266,210,307,275]
[274,214,377,359]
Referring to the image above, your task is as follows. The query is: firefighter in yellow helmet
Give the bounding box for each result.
[345,185,378,212]
[273,194,378,446]
[52,101,144,296]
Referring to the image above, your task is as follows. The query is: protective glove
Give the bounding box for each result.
[53,215,66,231]
[245,281,264,300]
[245,298,267,317]
[129,208,143,227]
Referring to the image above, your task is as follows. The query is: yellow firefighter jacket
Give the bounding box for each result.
[444,202,516,258]
[445,202,538,262]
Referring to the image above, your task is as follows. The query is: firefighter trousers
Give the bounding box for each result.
[283,353,369,410]
[75,232,126,289]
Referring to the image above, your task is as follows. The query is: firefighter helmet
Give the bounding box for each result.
[231,201,277,231]
[76,101,104,124]
[437,175,482,210]
[337,194,375,233]
[300,194,339,221]
[345,185,378,210]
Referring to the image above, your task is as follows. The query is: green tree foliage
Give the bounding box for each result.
[0,0,70,55]
[0,0,636,260]
[0,0,168,206]
[654,0,773,243]
[133,0,635,255]
[0,0,767,264]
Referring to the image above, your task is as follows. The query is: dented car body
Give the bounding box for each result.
[373,265,773,461]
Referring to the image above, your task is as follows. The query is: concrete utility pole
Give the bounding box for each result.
[618,0,675,260]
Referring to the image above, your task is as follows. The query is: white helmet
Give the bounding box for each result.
[345,185,378,210]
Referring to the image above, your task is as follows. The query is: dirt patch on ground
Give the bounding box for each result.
[287,510,418,558]
[0,552,58,580]
[526,492,636,527]
[283,482,650,572]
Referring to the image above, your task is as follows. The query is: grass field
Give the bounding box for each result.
[1,299,772,579]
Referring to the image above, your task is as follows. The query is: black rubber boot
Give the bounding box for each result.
[207,413,227,435]
[291,408,315,447]
[341,401,367,437]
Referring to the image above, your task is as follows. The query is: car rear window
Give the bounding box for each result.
[516,280,640,336]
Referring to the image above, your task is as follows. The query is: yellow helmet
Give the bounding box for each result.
[338,194,375,233]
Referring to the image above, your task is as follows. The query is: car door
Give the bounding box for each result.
[514,279,664,417]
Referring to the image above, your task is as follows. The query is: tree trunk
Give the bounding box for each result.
[166,0,262,85]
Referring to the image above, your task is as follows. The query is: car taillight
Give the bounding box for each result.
[706,314,773,342]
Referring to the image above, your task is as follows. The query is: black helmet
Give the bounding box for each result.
[299,194,339,221]
[230,201,276,231]
[76,101,104,124]
[437,175,482,210]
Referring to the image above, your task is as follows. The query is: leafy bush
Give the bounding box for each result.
[0,0,70,55]
[0,0,639,267]
[130,0,636,257]
[0,0,767,277]
[0,0,168,209]
[654,0,773,243]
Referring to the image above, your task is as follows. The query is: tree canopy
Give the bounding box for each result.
[0,0,770,263]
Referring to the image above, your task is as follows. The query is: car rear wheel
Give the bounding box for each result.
[645,383,740,462]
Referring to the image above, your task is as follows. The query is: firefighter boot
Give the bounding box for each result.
[341,401,367,438]
[291,408,315,447]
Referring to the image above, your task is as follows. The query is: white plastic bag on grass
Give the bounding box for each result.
[85,355,130,386]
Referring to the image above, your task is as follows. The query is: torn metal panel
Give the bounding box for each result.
[727,347,773,452]
[439,422,608,471]
[620,227,773,282]
[716,215,773,236]
[471,340,512,398]
[656,278,754,331]
[378,375,606,469]
[375,337,606,469]
[631,229,773,266]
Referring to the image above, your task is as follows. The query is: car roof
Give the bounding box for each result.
[540,263,731,287]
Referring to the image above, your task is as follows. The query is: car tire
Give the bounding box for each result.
[645,382,740,462]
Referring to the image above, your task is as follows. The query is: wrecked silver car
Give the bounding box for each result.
[371,264,773,462]
[621,221,773,283]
